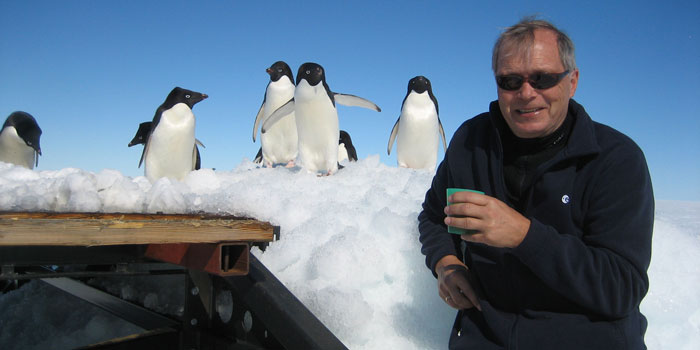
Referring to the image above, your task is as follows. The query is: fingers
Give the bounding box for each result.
[441,285,480,310]
[444,201,485,219]
[444,215,481,233]
[444,194,530,248]
[437,263,481,311]
[439,286,464,309]
[453,279,482,311]
[447,190,488,206]
[443,197,487,232]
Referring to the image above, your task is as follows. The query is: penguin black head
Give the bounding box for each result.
[296,62,326,86]
[3,111,42,154]
[339,130,352,145]
[405,76,438,115]
[164,87,208,109]
[128,121,152,147]
[266,61,294,83]
[408,76,432,94]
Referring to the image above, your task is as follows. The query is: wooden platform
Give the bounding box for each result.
[0,212,279,276]
[0,212,276,246]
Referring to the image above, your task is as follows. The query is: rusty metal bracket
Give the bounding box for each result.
[144,243,250,276]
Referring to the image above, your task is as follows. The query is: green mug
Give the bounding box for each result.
[446,188,484,234]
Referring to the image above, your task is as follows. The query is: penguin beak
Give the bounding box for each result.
[201,94,208,100]
[266,68,273,74]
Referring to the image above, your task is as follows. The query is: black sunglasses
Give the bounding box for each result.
[496,71,570,91]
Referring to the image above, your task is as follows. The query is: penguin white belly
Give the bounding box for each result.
[338,143,349,163]
[0,127,35,169]
[261,80,297,165]
[396,93,440,170]
[145,103,196,181]
[294,81,339,174]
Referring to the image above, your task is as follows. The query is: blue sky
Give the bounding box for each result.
[1,1,698,201]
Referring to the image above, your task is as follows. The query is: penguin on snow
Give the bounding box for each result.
[338,130,357,163]
[252,61,298,168]
[129,121,204,170]
[387,76,446,170]
[263,62,380,175]
[135,87,207,182]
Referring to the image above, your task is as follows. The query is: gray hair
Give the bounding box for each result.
[492,17,577,73]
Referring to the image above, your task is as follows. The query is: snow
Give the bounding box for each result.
[0,159,698,349]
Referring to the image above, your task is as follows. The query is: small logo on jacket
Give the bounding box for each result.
[561,195,570,204]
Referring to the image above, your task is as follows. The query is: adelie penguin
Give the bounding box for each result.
[387,76,446,170]
[337,130,357,163]
[129,121,205,170]
[263,62,380,175]
[136,87,207,182]
[252,61,298,168]
[0,111,42,169]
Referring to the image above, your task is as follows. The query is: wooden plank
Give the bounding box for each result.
[0,212,276,246]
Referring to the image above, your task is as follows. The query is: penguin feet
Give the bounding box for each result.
[284,160,296,168]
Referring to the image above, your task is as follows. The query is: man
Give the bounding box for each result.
[418,18,654,349]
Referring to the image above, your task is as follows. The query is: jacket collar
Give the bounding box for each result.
[488,99,600,161]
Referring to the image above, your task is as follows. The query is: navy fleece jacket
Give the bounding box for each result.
[418,99,654,349]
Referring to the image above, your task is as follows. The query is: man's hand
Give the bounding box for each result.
[444,191,530,248]
[435,255,481,311]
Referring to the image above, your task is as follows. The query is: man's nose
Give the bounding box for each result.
[518,81,538,99]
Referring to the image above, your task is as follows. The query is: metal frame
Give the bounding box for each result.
[0,246,347,350]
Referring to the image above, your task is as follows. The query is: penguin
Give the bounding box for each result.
[252,61,298,168]
[387,76,446,170]
[0,111,42,169]
[338,130,357,163]
[139,87,207,182]
[129,121,204,170]
[263,62,380,175]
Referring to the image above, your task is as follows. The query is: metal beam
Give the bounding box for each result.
[222,255,348,350]
[40,277,179,330]
[0,245,147,266]
[75,328,179,350]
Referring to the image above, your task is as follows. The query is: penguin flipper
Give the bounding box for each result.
[348,145,358,162]
[333,93,381,112]
[261,98,294,133]
[387,117,400,155]
[193,145,201,170]
[196,138,205,148]
[437,116,447,153]
[138,142,148,168]
[252,101,265,142]
[253,147,263,164]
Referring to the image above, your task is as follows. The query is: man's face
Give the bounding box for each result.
[496,29,579,139]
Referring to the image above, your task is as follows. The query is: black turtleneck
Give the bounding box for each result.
[501,113,574,209]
